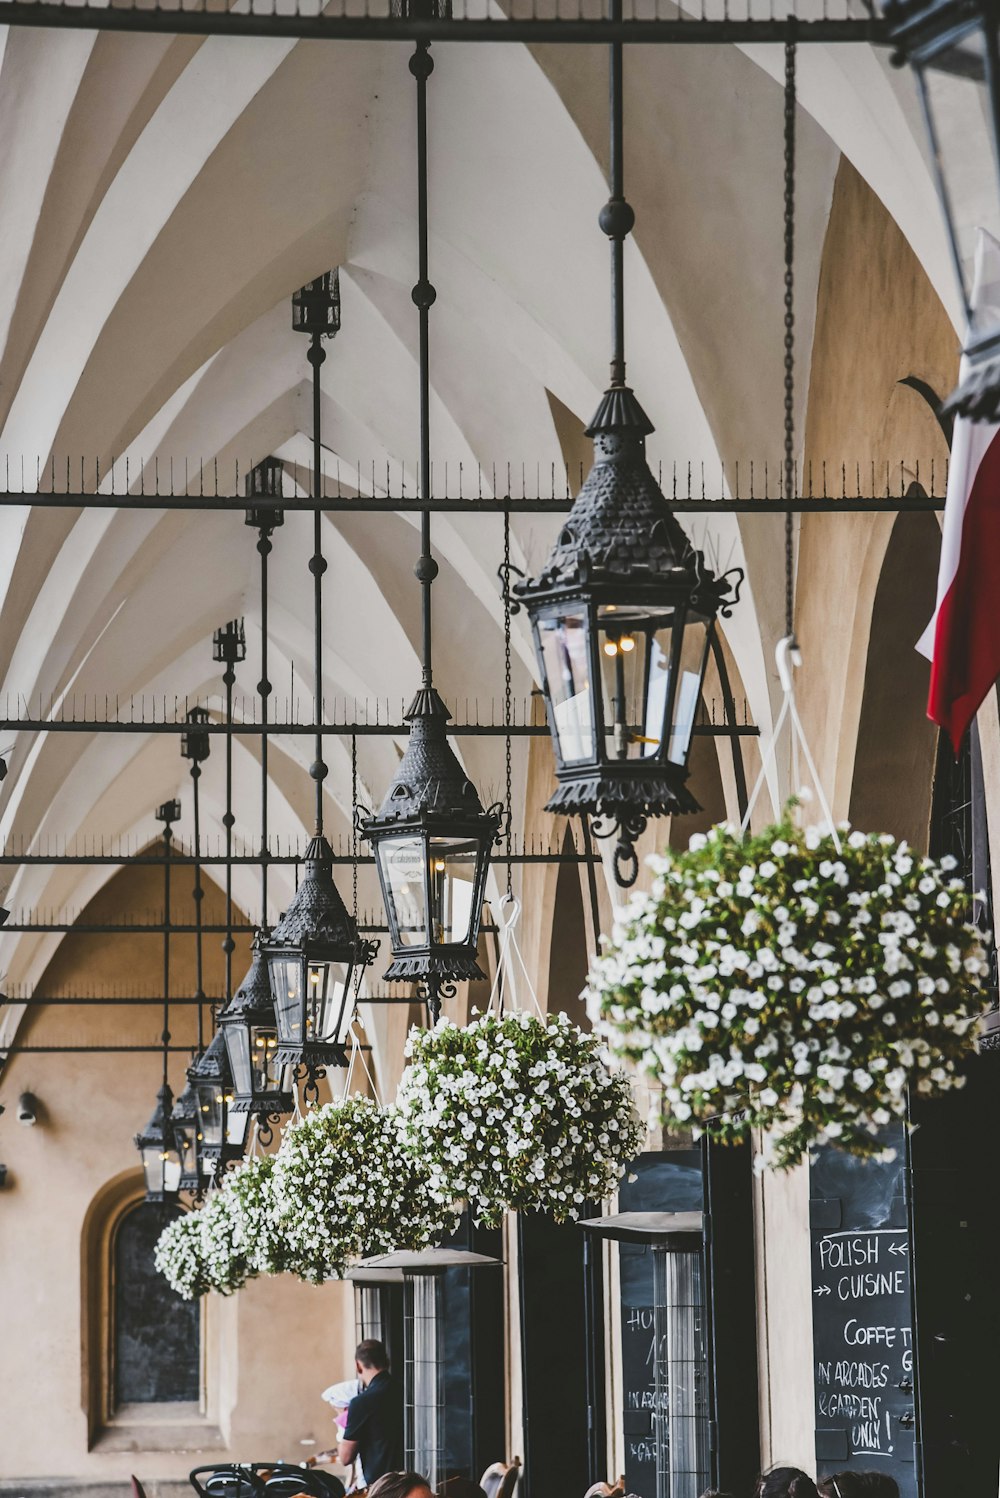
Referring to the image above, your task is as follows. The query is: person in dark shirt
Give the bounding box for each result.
[337,1339,403,1486]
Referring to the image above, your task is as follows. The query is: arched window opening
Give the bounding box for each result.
[112,1200,201,1410]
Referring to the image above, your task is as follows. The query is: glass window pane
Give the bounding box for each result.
[381,836,428,946]
[223,1026,252,1099]
[598,621,651,762]
[250,1024,285,1091]
[538,613,594,763]
[196,1084,224,1148]
[270,956,302,1043]
[667,620,708,767]
[429,837,478,945]
[305,961,352,1045]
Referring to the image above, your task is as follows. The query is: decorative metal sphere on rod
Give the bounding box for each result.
[135,799,182,1201]
[361,35,501,1024]
[263,283,375,1077]
[887,0,1000,419]
[513,4,741,888]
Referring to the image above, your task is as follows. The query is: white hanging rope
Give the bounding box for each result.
[485,894,546,1020]
[345,1016,381,1104]
[739,636,842,853]
[290,1080,305,1124]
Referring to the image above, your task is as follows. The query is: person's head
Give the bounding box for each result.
[818,1476,900,1498]
[755,1469,819,1498]
[436,1479,487,1498]
[367,1474,433,1498]
[354,1338,389,1384]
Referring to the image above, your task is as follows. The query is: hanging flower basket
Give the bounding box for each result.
[154,1186,253,1299]
[223,1152,288,1278]
[396,1011,644,1229]
[154,1210,211,1300]
[270,1096,460,1283]
[588,820,990,1170]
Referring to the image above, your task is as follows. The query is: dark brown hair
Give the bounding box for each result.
[755,1469,819,1498]
[354,1338,390,1371]
[818,1476,900,1498]
[366,1475,432,1498]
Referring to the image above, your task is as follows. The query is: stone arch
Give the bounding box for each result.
[848,508,940,848]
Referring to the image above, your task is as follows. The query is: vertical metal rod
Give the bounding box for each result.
[162,816,172,1091]
[411,40,437,686]
[783,36,798,643]
[223,664,235,999]
[192,761,204,1052]
[309,330,329,833]
[259,525,273,922]
[609,4,626,386]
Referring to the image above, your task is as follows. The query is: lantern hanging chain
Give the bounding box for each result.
[783,35,797,646]
[412,40,438,686]
[258,521,272,925]
[223,653,235,1001]
[605,0,633,387]
[351,732,359,922]
[162,815,172,1094]
[503,508,513,900]
[308,327,329,837]
[191,757,204,1054]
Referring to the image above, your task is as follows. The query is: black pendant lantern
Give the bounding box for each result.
[219,933,295,1113]
[263,283,373,1073]
[513,17,740,887]
[361,688,501,1005]
[514,390,738,886]
[135,1084,181,1202]
[888,0,1000,418]
[362,36,499,1019]
[135,800,183,1200]
[264,838,375,1070]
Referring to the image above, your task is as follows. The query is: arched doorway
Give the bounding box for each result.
[112,1200,201,1409]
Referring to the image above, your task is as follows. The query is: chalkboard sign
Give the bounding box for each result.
[617,1151,703,1498]
[810,1131,916,1497]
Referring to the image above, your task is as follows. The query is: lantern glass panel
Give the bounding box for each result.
[142,1143,180,1198]
[597,606,671,762]
[249,1023,286,1092]
[380,836,429,946]
[537,612,594,763]
[665,615,710,767]
[223,1024,253,1100]
[428,836,478,946]
[917,25,1000,329]
[226,1108,251,1149]
[271,955,352,1048]
[174,1117,199,1170]
[195,1081,224,1150]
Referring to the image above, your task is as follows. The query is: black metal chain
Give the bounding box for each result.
[784,35,797,645]
[351,732,358,922]
[503,509,513,899]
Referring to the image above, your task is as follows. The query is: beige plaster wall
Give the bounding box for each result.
[0,860,355,1484]
[754,157,956,1474]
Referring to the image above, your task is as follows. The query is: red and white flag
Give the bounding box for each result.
[918,230,1000,751]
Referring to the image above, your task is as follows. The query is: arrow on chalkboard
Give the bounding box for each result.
[888,1240,909,1256]
[813,1284,832,1296]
